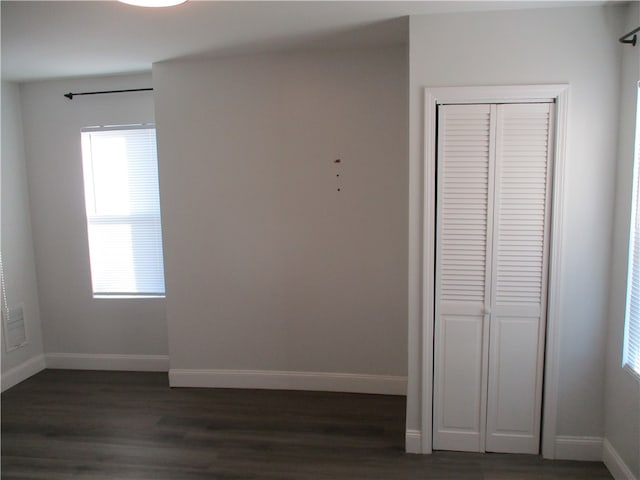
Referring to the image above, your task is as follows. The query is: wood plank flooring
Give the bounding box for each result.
[1,370,612,479]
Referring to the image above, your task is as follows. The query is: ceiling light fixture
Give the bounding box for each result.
[118,0,187,7]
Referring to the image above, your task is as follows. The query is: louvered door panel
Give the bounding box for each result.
[485,103,554,454]
[433,104,493,452]
[494,104,552,308]
[438,105,492,305]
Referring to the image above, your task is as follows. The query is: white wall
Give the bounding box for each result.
[605,2,640,478]
[408,5,623,456]
[1,81,46,388]
[20,74,168,363]
[153,47,408,390]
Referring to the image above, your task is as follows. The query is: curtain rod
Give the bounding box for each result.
[63,88,153,100]
[620,26,640,46]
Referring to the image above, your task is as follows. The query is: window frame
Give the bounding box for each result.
[623,81,640,382]
[80,124,166,299]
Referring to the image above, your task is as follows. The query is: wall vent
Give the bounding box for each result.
[3,304,27,352]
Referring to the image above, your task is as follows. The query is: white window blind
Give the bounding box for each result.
[81,126,165,297]
[624,83,640,379]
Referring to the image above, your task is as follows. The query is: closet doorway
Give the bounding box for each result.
[414,85,569,457]
[433,102,554,454]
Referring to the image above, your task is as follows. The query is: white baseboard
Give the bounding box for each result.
[405,429,423,454]
[1,354,46,392]
[169,369,407,395]
[45,353,169,372]
[554,435,604,461]
[603,439,638,480]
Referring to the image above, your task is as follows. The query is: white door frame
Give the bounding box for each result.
[407,84,569,458]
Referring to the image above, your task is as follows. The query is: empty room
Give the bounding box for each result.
[1,1,639,479]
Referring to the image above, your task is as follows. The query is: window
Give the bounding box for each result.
[81,126,165,297]
[624,83,640,379]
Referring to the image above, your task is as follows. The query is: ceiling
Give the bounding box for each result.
[1,0,606,82]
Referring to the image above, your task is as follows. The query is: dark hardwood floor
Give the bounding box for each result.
[2,370,612,479]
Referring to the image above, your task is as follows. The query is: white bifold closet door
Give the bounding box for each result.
[433,102,554,454]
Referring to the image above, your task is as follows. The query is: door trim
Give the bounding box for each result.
[407,84,569,457]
